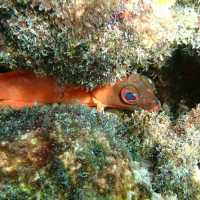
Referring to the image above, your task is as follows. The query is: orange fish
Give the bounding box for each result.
[0,70,160,112]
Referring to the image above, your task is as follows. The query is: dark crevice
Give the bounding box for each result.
[158,46,200,113]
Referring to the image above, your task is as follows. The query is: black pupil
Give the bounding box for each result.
[125,92,136,101]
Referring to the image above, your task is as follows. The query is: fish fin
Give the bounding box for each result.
[92,97,105,112]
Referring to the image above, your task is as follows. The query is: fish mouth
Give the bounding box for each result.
[147,103,161,112]
[140,99,161,112]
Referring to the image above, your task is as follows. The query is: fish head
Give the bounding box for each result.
[118,74,161,112]
[92,73,161,112]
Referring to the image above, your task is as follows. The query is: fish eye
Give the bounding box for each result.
[120,88,138,104]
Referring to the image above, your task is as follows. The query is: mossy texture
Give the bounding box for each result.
[1,104,200,199]
[0,104,151,200]
[129,109,200,200]
[0,0,199,88]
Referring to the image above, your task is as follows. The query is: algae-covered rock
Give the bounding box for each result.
[0,104,154,200]
[1,103,200,199]
[0,0,199,88]
[128,108,200,200]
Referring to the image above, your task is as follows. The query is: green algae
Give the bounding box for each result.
[0,104,151,200]
[1,103,200,199]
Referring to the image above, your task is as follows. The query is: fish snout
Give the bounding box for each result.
[148,99,161,112]
[140,97,161,112]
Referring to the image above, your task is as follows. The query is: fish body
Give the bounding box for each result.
[0,71,63,109]
[0,70,160,112]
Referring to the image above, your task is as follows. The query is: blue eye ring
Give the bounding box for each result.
[120,88,137,104]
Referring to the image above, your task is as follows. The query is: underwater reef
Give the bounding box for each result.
[1,0,200,199]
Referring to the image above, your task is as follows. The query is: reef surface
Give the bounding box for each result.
[1,0,200,199]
